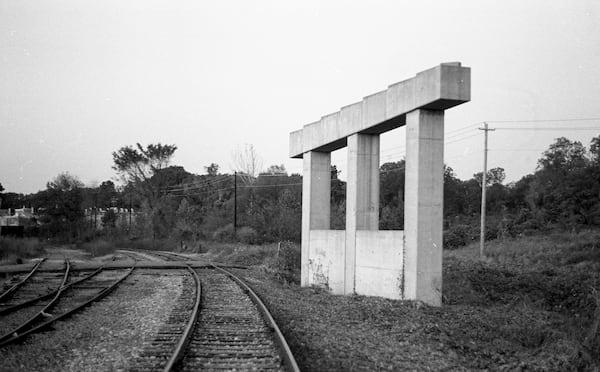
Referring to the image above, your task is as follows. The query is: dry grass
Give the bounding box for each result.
[0,237,46,265]
[229,230,600,370]
[77,239,117,257]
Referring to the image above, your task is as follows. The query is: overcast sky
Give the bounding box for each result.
[1,0,599,193]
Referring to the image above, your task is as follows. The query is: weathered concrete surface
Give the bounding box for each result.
[301,151,331,286]
[355,230,404,299]
[345,133,380,294]
[308,230,345,293]
[404,109,445,306]
[291,63,470,306]
[290,63,470,158]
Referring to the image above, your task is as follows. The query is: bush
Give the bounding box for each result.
[444,224,472,249]
[271,241,301,284]
[78,239,116,257]
[114,238,178,252]
[213,224,235,242]
[0,237,46,264]
[237,226,258,245]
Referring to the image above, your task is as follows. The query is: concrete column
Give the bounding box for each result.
[345,133,380,294]
[403,109,444,306]
[301,151,331,286]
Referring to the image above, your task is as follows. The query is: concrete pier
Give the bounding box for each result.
[301,151,331,286]
[345,133,380,294]
[291,63,470,305]
[404,109,445,305]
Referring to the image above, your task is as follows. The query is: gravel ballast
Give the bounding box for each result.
[0,269,185,372]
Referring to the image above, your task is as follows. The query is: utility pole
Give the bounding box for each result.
[233,171,237,235]
[128,192,132,232]
[478,122,495,259]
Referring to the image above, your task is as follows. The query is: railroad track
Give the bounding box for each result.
[0,258,47,302]
[120,249,192,263]
[0,261,135,348]
[125,250,298,371]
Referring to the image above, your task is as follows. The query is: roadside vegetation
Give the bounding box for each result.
[213,230,599,370]
[0,237,46,265]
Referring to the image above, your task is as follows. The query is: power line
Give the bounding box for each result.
[487,117,600,124]
[493,127,600,131]
[446,132,482,145]
[162,174,232,191]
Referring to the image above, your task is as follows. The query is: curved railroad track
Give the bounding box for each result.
[0,258,47,302]
[0,262,135,348]
[126,250,299,371]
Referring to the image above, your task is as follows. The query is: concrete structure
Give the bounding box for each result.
[290,63,470,306]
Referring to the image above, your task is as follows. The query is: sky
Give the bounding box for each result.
[1,0,599,193]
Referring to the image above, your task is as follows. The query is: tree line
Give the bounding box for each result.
[1,135,599,247]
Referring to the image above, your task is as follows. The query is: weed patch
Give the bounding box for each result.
[0,237,46,264]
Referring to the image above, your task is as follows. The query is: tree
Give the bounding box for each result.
[265,164,287,175]
[232,144,262,184]
[97,180,118,208]
[538,137,587,171]
[101,209,117,229]
[112,143,177,207]
[205,163,220,176]
[39,172,85,239]
[589,135,600,164]
[474,167,506,186]
[379,161,405,229]
[0,182,4,208]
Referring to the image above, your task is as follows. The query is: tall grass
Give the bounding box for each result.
[0,237,46,264]
[77,239,117,257]
[113,238,179,252]
[202,240,301,284]
[446,229,600,271]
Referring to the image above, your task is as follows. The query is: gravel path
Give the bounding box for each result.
[0,269,185,372]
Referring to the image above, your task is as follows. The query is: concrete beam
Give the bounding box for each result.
[403,109,444,306]
[290,62,470,158]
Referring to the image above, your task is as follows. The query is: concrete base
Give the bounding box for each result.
[308,230,345,293]
[306,229,404,299]
[355,230,404,299]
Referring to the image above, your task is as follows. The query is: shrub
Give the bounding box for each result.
[213,224,235,242]
[237,226,258,244]
[271,241,301,284]
[444,224,472,249]
[114,238,178,252]
[0,237,46,264]
[78,239,116,257]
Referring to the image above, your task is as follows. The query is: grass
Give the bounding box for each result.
[446,229,600,270]
[112,238,179,252]
[218,230,600,370]
[77,239,118,257]
[0,237,46,265]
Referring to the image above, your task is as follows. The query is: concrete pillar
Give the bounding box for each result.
[403,109,444,306]
[345,133,380,294]
[301,151,331,286]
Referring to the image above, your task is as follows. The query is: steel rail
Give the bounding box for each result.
[0,258,47,302]
[0,265,105,316]
[162,266,203,372]
[212,264,300,372]
[0,265,135,348]
[0,259,71,344]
